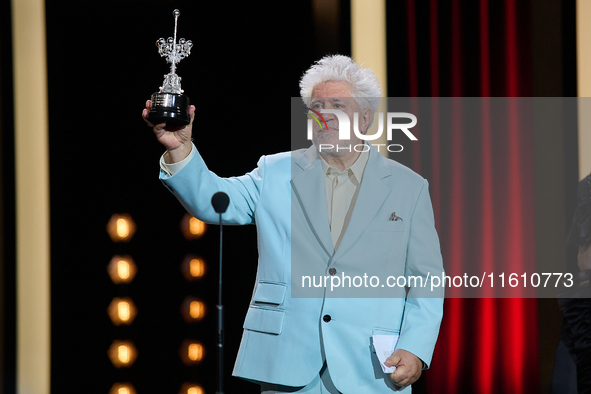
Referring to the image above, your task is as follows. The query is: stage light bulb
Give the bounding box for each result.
[179,383,204,394]
[188,343,203,361]
[107,255,137,284]
[181,213,207,240]
[118,260,130,280]
[108,340,137,367]
[190,217,202,234]
[109,383,136,394]
[118,301,130,321]
[181,255,207,282]
[107,214,136,242]
[181,297,207,323]
[108,298,137,325]
[117,218,129,238]
[119,345,130,363]
[190,301,205,319]
[179,340,205,365]
[190,258,205,277]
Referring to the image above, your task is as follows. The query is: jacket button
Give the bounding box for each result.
[328,268,337,275]
[323,314,331,322]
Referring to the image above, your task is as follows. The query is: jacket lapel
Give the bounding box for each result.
[291,147,334,258]
[332,145,392,261]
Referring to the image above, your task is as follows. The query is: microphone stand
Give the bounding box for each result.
[211,192,229,394]
[216,209,224,394]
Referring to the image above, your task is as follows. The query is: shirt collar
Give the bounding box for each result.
[319,144,370,183]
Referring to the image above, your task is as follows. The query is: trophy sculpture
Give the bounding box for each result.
[148,9,193,127]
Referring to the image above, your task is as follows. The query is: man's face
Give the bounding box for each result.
[309,81,370,155]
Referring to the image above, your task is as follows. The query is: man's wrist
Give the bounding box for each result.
[161,143,195,176]
[165,143,192,164]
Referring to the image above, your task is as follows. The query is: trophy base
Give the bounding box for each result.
[148,92,190,127]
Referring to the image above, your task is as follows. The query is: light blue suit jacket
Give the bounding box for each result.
[161,143,444,393]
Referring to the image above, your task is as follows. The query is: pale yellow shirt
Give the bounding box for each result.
[319,148,370,250]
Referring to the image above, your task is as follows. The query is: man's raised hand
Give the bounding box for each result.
[142,100,195,163]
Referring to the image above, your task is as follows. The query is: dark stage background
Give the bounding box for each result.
[0,0,580,393]
[45,1,316,393]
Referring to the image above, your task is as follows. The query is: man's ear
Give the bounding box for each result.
[361,108,372,134]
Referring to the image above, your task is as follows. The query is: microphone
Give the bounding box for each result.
[211,191,229,394]
[212,192,230,213]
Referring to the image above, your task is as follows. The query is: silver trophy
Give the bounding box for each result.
[148,9,193,127]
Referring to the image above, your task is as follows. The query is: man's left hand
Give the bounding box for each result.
[385,349,423,387]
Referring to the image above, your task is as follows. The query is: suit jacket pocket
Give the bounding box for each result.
[243,306,285,335]
[371,327,400,354]
[367,222,407,258]
[372,327,400,336]
[252,281,286,306]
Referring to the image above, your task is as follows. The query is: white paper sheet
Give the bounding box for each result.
[372,334,400,373]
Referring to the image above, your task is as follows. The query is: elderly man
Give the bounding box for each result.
[143,55,444,393]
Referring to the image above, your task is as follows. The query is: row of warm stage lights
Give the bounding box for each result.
[105,213,209,394]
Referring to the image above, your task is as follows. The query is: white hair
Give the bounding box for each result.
[299,55,382,127]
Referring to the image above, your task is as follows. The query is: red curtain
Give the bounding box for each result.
[403,0,540,392]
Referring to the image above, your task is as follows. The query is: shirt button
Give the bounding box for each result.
[323,314,331,323]
[329,268,337,276]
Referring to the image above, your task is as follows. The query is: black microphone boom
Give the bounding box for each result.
[212,192,229,213]
[211,191,229,394]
